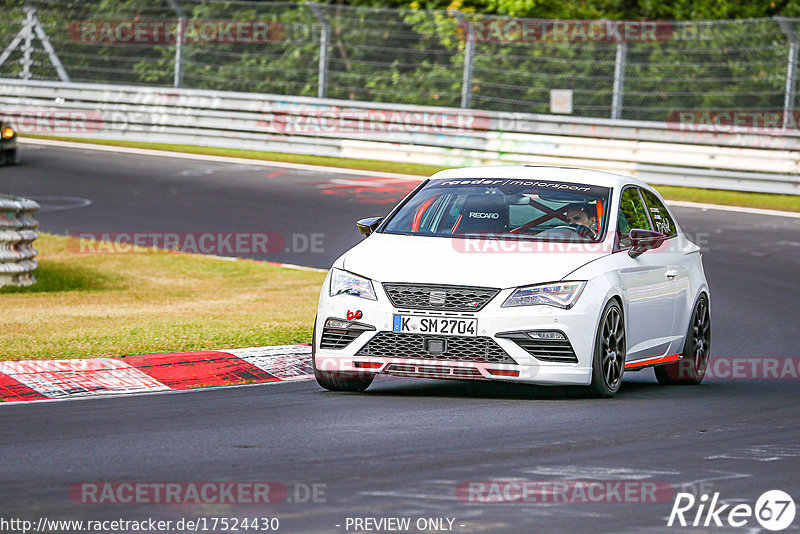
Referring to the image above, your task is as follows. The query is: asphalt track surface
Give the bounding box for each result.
[1,142,800,533]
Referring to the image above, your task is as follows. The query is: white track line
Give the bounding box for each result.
[20,137,800,219]
[0,379,305,407]
[666,200,800,219]
[204,254,327,273]
[18,137,424,181]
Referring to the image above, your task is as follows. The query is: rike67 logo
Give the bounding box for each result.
[668,490,796,531]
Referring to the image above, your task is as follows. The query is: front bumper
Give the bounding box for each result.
[315,279,604,387]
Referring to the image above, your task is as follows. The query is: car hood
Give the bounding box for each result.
[342,233,608,289]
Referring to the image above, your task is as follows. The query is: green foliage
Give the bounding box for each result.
[400,0,800,19]
[2,0,798,120]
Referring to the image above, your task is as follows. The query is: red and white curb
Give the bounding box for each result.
[0,345,312,403]
[207,254,327,272]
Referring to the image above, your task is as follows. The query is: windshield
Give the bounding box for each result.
[382,178,611,242]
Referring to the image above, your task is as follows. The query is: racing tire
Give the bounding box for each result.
[312,319,374,392]
[587,300,626,398]
[2,150,17,166]
[655,294,710,385]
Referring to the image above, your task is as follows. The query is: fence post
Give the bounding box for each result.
[0,6,69,81]
[166,0,185,88]
[776,17,799,130]
[309,4,330,99]
[611,41,627,120]
[21,7,34,80]
[30,8,70,82]
[452,12,474,109]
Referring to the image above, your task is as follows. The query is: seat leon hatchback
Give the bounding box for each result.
[313,166,711,397]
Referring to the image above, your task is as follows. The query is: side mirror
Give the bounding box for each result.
[628,228,667,258]
[356,216,383,237]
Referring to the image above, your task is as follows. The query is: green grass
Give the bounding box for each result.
[651,185,800,212]
[0,234,325,361]
[21,134,800,213]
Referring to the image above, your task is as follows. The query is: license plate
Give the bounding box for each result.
[392,315,477,336]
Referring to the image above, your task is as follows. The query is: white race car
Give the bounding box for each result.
[313,166,710,397]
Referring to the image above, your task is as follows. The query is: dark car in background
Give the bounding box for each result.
[1,116,17,165]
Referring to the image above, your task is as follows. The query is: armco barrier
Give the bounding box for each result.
[1,79,798,195]
[0,194,39,287]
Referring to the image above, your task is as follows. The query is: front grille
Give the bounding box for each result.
[382,283,499,312]
[319,327,364,350]
[356,332,517,364]
[499,332,578,363]
[384,363,483,380]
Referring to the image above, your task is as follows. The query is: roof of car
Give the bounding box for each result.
[428,165,649,190]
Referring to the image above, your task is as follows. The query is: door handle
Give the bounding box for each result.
[665,269,678,280]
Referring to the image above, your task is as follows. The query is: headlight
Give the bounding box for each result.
[329,268,377,300]
[1,126,13,139]
[501,281,586,309]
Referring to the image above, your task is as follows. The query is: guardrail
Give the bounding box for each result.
[1,79,799,195]
[0,194,39,288]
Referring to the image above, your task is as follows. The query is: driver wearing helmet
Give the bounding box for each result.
[565,203,597,239]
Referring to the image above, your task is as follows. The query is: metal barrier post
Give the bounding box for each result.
[167,0,186,88]
[453,13,475,109]
[611,41,627,120]
[776,18,799,129]
[21,7,34,80]
[309,4,330,99]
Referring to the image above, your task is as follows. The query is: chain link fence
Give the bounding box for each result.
[1,0,798,123]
